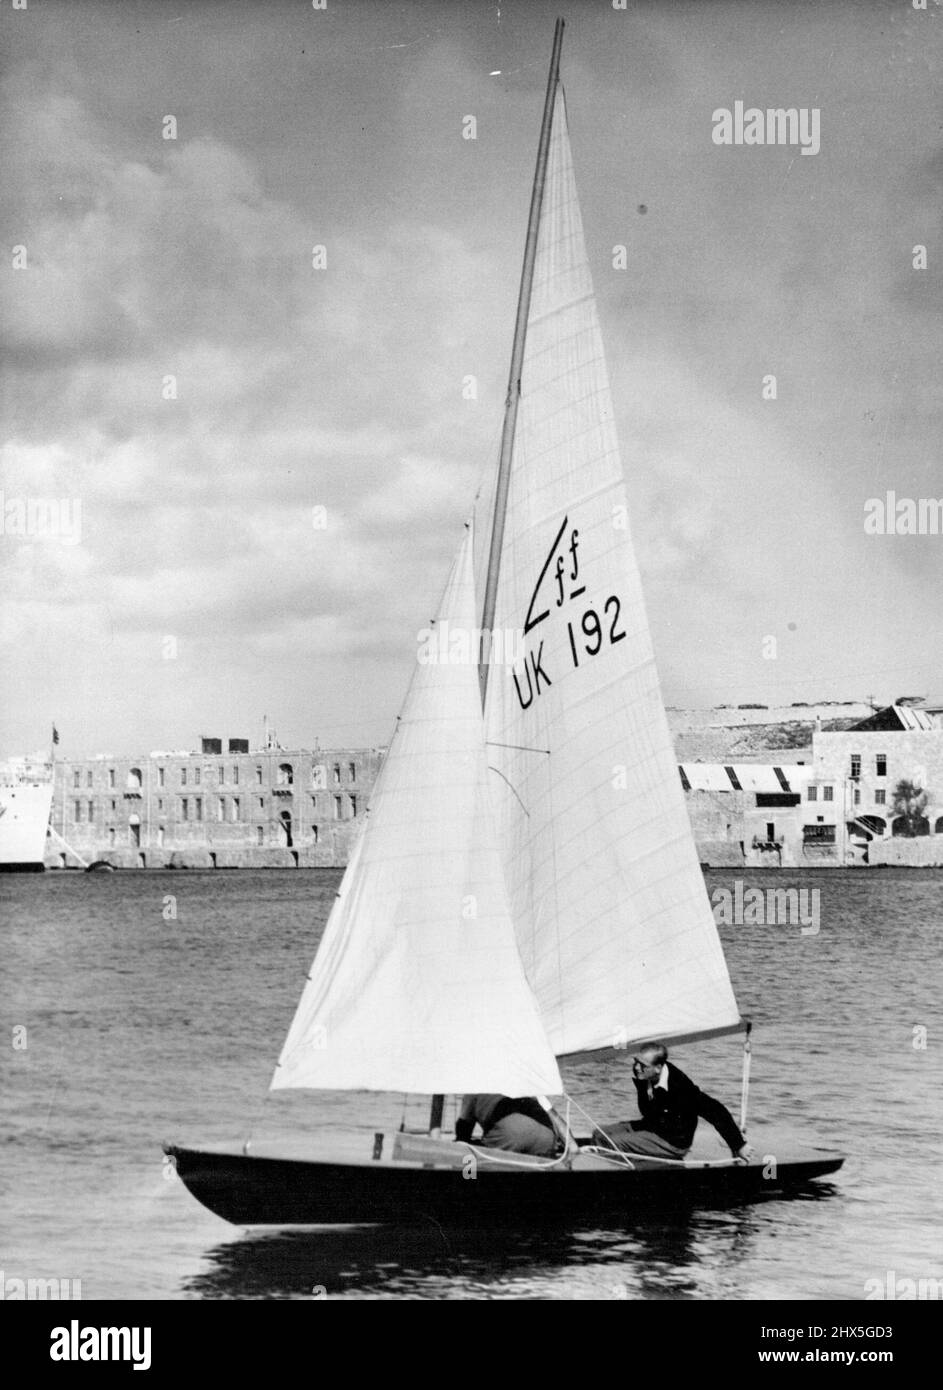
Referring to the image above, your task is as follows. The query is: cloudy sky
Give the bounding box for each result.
[2,0,941,757]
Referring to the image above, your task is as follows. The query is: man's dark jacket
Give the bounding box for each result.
[632,1062,745,1153]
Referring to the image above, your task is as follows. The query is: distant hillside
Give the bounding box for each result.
[672,716,862,763]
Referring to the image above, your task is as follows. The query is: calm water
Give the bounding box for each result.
[2,868,941,1300]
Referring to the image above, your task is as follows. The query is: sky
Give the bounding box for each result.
[1,0,941,757]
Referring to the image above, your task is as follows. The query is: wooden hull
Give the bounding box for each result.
[165,1140,844,1228]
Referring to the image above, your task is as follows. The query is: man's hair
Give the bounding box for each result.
[639,1042,668,1067]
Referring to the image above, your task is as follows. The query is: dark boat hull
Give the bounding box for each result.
[165,1141,844,1228]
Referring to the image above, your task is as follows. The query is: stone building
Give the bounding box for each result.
[47,736,385,869]
[805,706,943,866]
[682,705,943,868]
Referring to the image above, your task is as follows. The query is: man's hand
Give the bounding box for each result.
[734,1142,757,1162]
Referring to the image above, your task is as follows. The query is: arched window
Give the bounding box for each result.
[892,816,930,838]
[277,763,294,786]
[127,767,142,790]
[935,817,943,836]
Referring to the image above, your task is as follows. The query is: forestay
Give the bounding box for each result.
[483,84,742,1057]
[272,528,562,1097]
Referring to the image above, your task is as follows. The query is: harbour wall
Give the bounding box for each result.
[43,716,943,870]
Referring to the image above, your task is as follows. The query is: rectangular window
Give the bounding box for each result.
[256,767,263,785]
[823,786,834,801]
[88,800,94,822]
[218,797,226,820]
[333,795,342,819]
[73,770,81,788]
[803,824,836,843]
[348,762,356,782]
[157,799,163,812]
[755,792,800,807]
[194,797,202,821]
[350,795,358,817]
[257,796,264,812]
[231,798,240,822]
[181,798,189,821]
[194,767,201,786]
[875,789,886,805]
[111,799,117,813]
[218,765,225,784]
[311,825,319,844]
[233,766,239,786]
[807,786,818,801]
[333,765,341,785]
[256,826,264,846]
[158,767,165,788]
[181,768,188,786]
[876,754,887,777]
[74,799,82,822]
[853,787,861,805]
[108,769,115,789]
[850,754,861,779]
[87,770,93,788]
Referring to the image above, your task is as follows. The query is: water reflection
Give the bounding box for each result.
[183,1185,838,1300]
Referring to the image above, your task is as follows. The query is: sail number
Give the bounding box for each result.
[512,517,627,711]
[565,596,626,667]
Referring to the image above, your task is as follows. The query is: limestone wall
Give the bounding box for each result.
[868,838,943,867]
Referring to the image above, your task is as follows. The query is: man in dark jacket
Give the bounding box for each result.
[594,1042,756,1161]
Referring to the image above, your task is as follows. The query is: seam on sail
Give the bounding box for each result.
[492,474,628,544]
[526,289,596,328]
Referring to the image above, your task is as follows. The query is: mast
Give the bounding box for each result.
[430,19,564,1138]
[478,16,565,706]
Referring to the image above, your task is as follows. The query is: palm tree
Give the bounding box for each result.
[890,779,929,836]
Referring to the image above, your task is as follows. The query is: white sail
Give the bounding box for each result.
[272,527,563,1097]
[483,84,742,1058]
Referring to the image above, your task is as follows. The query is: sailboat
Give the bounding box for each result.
[167,19,843,1226]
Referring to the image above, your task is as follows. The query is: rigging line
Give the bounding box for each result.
[240,1082,278,1155]
[486,765,530,817]
[485,741,551,754]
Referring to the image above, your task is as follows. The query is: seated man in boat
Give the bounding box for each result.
[593,1043,756,1162]
[454,1094,568,1156]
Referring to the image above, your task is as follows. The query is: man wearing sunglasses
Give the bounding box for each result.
[593,1042,756,1162]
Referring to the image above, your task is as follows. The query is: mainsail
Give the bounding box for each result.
[482,79,743,1058]
[272,527,563,1097]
